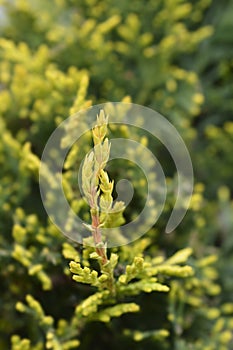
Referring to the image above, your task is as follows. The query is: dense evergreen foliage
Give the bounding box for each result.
[0,0,233,349]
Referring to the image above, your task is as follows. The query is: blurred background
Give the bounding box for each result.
[0,0,233,349]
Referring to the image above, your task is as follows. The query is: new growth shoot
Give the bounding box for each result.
[81,110,125,266]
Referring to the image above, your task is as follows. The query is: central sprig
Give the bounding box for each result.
[81,110,124,265]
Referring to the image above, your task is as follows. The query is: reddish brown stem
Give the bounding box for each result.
[91,211,108,265]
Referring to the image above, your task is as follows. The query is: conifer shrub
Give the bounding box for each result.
[0,0,233,349]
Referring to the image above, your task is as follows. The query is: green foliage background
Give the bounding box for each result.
[0,0,233,349]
